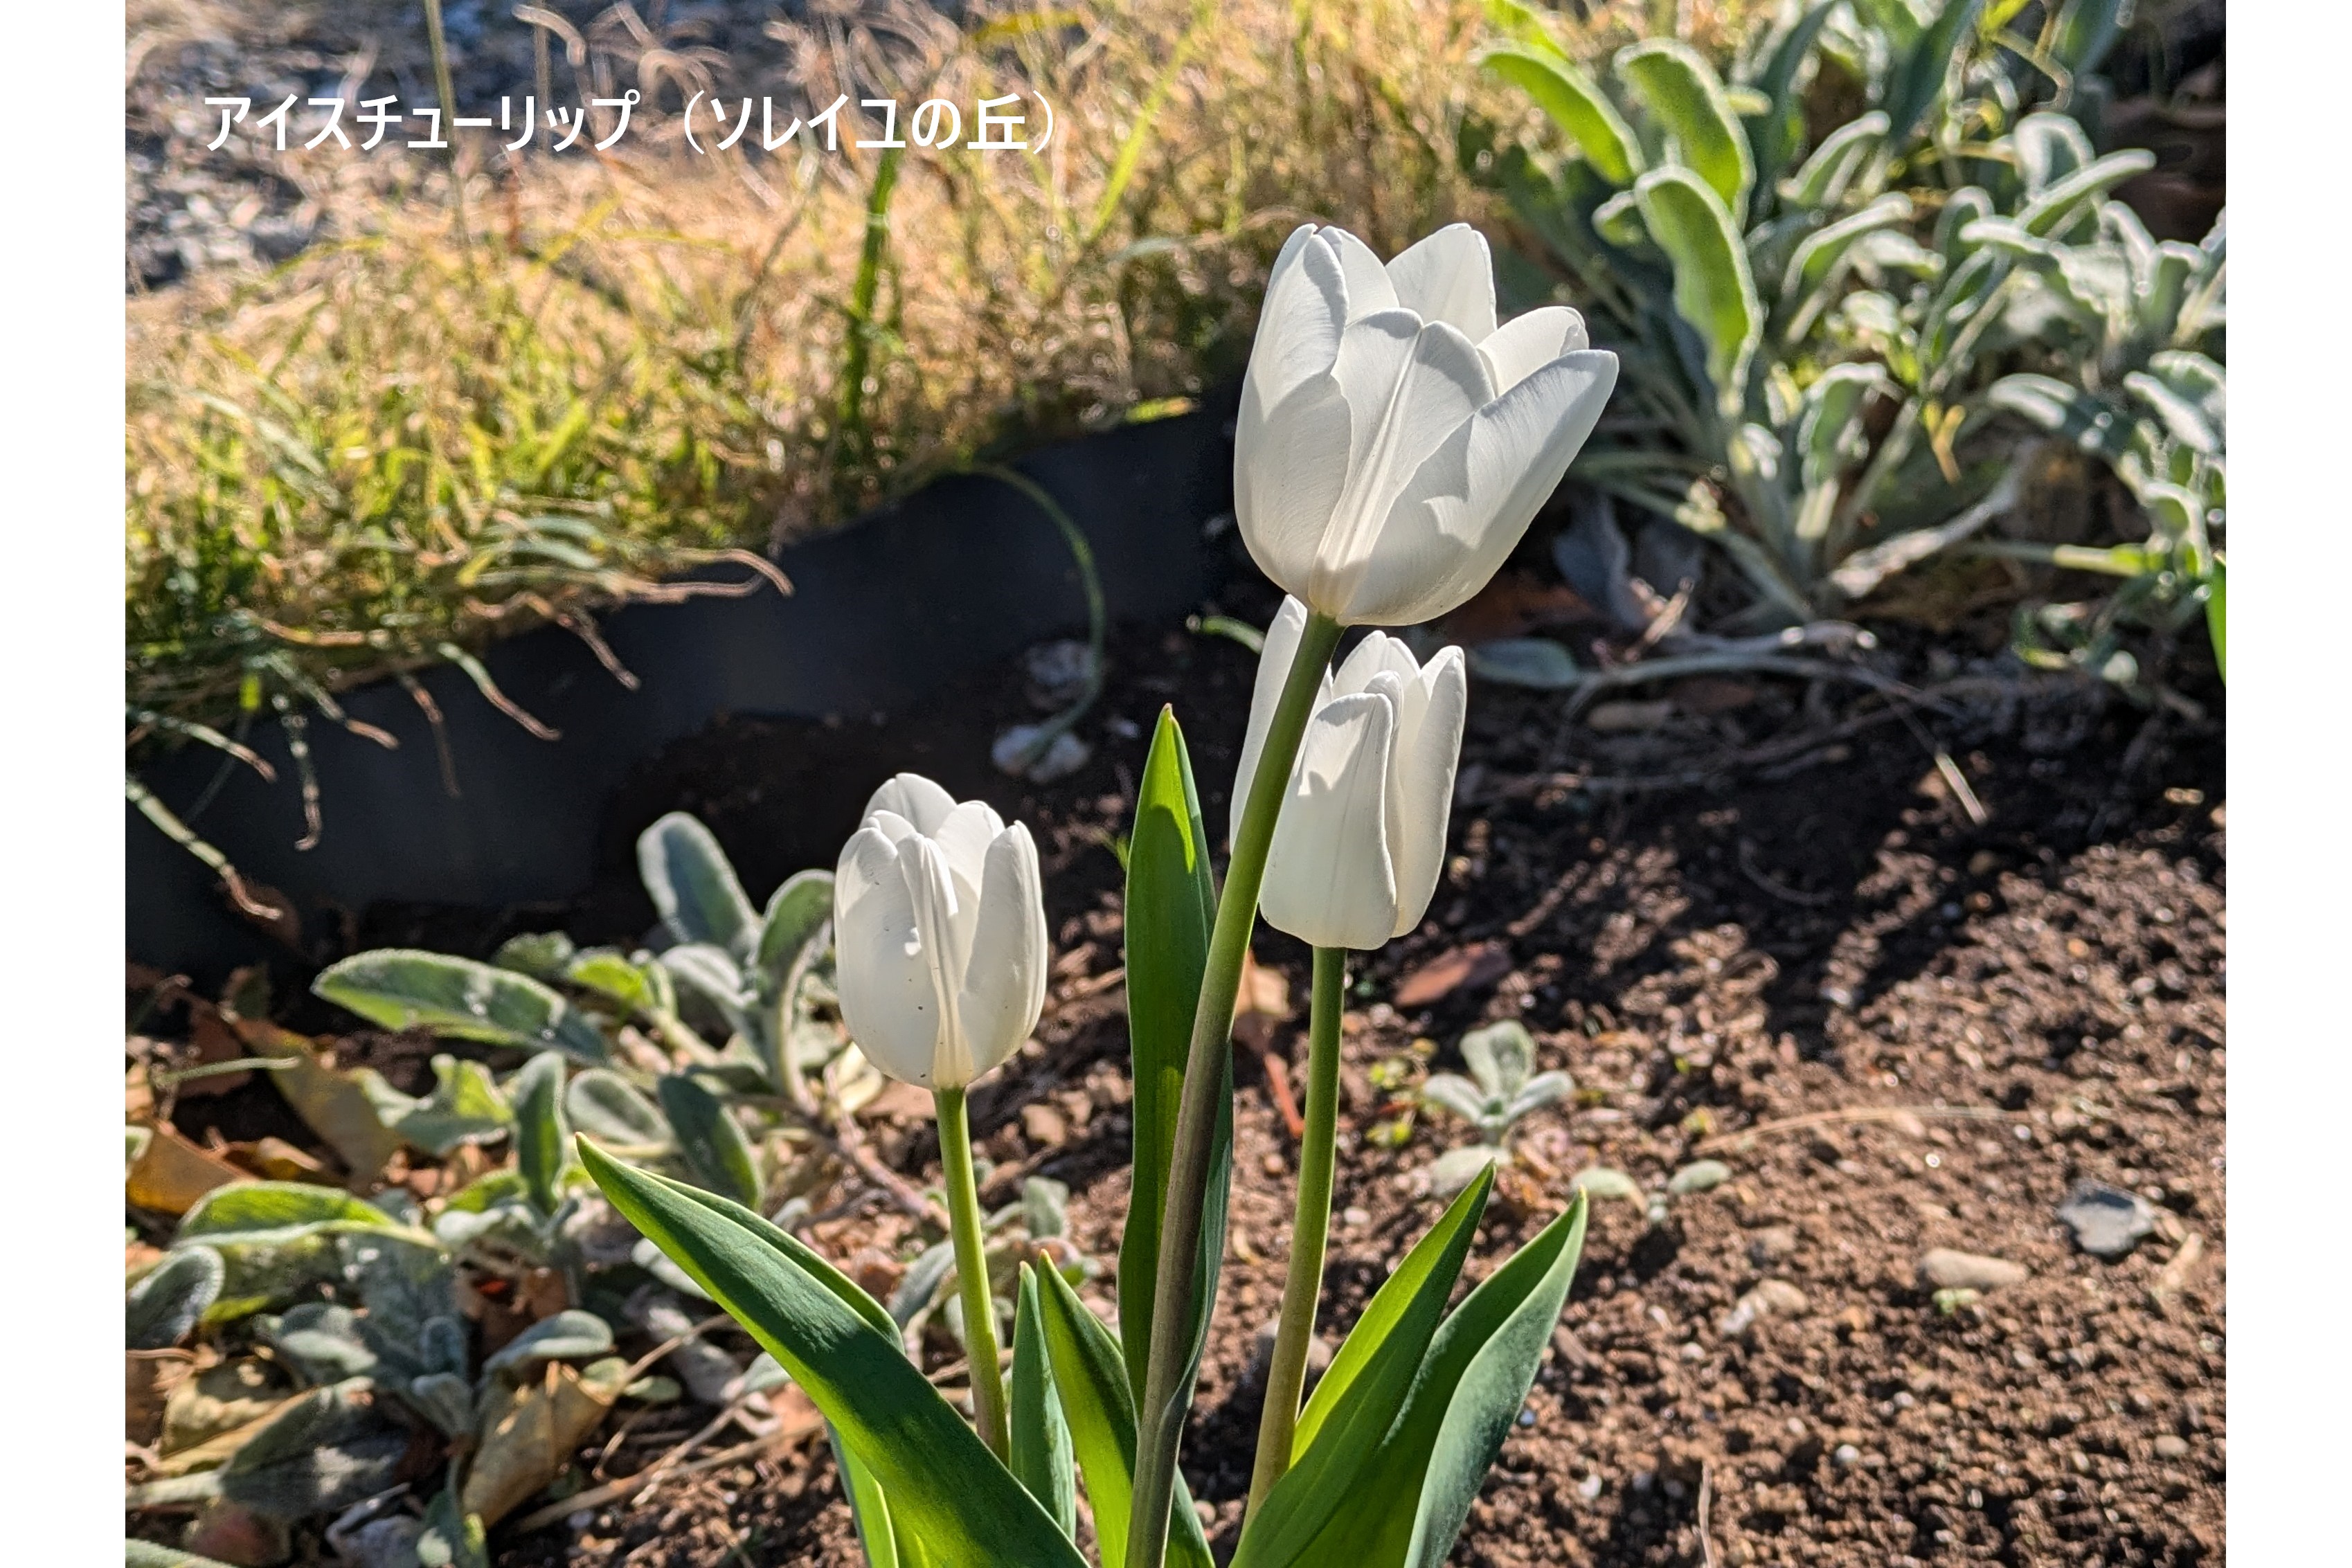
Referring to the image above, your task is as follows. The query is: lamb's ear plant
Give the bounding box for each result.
[1418,1020,1575,1198]
[589,223,1612,1568]
[1469,0,2218,683]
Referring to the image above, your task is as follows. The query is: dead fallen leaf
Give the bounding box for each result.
[1441,570,1592,645]
[127,1125,251,1216]
[1584,699,1675,734]
[234,1018,401,1184]
[463,1359,631,1526]
[1393,942,1514,1010]
[859,1080,934,1124]
[1670,676,1761,716]
[129,1347,206,1448]
[173,1001,255,1100]
[185,1498,292,1566]
[222,1137,331,1184]
[161,1357,298,1465]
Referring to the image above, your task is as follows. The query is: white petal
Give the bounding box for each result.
[1312,316,1494,615]
[1241,226,1349,415]
[833,827,947,1085]
[1384,647,1467,939]
[1231,597,1329,843]
[1338,348,1619,625]
[1385,225,1497,342]
[862,773,956,835]
[1319,226,1399,321]
[1478,306,1590,395]
[929,800,1003,891]
[1235,372,1352,602]
[864,808,920,847]
[1331,630,1423,698]
[955,824,1050,1084]
[1259,691,1400,950]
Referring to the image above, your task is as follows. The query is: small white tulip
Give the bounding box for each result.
[1237,598,1469,950]
[1235,222,1619,627]
[832,773,1049,1088]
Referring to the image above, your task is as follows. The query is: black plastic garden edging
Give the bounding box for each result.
[128,399,1239,984]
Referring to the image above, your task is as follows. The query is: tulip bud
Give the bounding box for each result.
[1235,222,1619,627]
[1237,599,1469,950]
[833,773,1049,1088]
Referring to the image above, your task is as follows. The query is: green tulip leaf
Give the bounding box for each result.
[1010,1267,1078,1537]
[638,811,759,959]
[1633,165,1761,411]
[1118,708,1231,1400]
[579,1144,1088,1568]
[1276,1196,1592,1567]
[1029,1261,1216,1568]
[656,1074,762,1209]
[313,949,609,1063]
[1482,47,1642,187]
[1614,39,1754,218]
[1235,1167,1496,1568]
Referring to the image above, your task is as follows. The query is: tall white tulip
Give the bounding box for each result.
[832,773,1049,1088]
[1235,222,1619,627]
[1236,597,1469,950]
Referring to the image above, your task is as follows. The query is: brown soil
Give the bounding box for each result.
[460,588,2225,1568]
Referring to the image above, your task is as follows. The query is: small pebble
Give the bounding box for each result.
[1918,1248,2028,1292]
[1746,1225,1800,1268]
[1834,1444,1860,1467]
[2154,1434,2190,1459]
[2058,1180,2159,1259]
[1517,1405,1537,1427]
[1341,1206,1371,1227]
[1577,1473,1604,1501]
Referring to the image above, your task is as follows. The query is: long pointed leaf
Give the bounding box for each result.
[1119,708,1228,1398]
[1273,1196,1592,1568]
[1235,1168,1496,1568]
[1030,1263,1216,1568]
[579,1143,1088,1567]
[1011,1267,1078,1537]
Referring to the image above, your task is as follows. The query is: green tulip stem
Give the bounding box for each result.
[934,1084,1010,1459]
[1127,608,1343,1568]
[1246,943,1347,1517]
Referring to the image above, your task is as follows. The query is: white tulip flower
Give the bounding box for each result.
[833,773,1049,1088]
[1235,222,1619,627]
[1236,597,1469,950]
